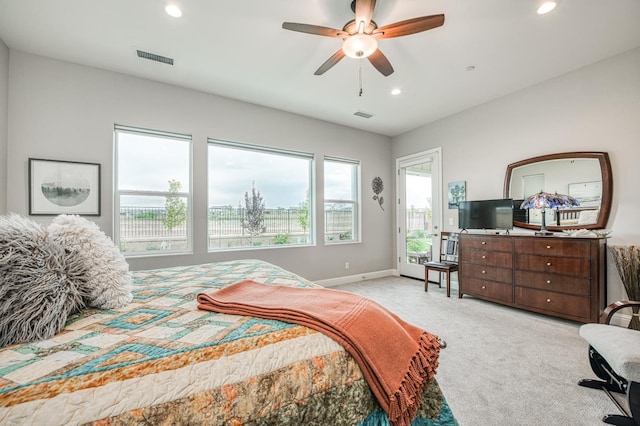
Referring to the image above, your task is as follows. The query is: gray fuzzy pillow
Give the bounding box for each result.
[0,214,84,347]
[48,215,133,309]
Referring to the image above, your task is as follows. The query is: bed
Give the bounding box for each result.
[0,259,457,425]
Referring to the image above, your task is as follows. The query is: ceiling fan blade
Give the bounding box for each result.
[282,22,347,38]
[373,14,445,39]
[368,49,394,76]
[314,50,346,75]
[355,0,376,28]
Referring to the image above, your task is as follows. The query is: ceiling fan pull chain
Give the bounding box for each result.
[359,60,363,97]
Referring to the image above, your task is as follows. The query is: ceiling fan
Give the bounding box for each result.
[282,0,445,77]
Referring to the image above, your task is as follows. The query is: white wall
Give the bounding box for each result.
[392,47,640,303]
[6,51,393,281]
[0,39,8,214]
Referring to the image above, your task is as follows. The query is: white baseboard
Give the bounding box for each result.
[316,269,398,287]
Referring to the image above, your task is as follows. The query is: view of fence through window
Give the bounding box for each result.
[207,205,353,248]
[118,205,354,248]
[406,208,432,261]
[118,204,416,252]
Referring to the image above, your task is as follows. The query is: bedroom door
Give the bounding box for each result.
[396,148,442,280]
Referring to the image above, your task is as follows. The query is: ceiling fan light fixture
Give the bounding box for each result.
[165,4,182,18]
[537,1,558,14]
[342,34,378,59]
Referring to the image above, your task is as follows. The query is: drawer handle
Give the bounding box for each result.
[481,286,486,290]
[546,245,551,249]
[481,241,486,245]
[546,298,551,303]
[482,270,486,274]
[482,255,487,259]
[546,262,552,266]
[546,280,551,284]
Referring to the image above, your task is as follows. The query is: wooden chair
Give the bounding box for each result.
[422,231,458,297]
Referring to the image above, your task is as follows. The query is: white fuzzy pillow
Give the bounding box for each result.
[0,214,84,347]
[48,215,133,309]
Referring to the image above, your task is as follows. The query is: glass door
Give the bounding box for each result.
[396,149,441,279]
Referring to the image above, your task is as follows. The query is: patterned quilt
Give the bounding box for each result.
[0,259,457,425]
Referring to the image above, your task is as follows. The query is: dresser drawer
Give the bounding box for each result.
[460,248,512,268]
[514,254,590,277]
[514,271,591,296]
[460,235,512,252]
[514,238,590,257]
[461,278,512,304]
[515,287,590,320]
[461,263,512,284]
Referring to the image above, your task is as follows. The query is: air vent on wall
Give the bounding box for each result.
[354,110,374,119]
[136,49,174,65]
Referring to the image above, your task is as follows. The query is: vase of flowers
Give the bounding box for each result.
[608,245,640,330]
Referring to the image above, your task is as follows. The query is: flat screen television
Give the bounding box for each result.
[458,198,514,231]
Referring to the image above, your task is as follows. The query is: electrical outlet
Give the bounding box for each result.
[345,262,350,269]
[449,217,454,226]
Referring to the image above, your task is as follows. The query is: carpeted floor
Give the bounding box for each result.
[334,276,622,426]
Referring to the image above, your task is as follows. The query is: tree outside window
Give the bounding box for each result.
[164,179,187,233]
[240,181,266,245]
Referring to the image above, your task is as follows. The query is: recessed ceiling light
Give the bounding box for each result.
[165,4,182,18]
[537,1,558,15]
[391,88,402,96]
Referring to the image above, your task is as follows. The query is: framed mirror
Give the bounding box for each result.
[504,152,612,232]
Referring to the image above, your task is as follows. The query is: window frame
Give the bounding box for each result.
[207,138,315,252]
[323,156,361,244]
[114,124,193,257]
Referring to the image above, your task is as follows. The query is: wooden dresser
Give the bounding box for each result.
[458,233,606,323]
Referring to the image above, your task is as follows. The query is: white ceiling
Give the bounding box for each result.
[1,0,639,137]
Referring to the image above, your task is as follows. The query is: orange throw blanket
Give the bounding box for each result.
[197,280,441,426]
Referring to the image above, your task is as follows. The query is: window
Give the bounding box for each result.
[208,139,314,250]
[324,157,360,243]
[114,125,192,256]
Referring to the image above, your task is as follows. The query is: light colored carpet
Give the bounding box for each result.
[334,276,622,426]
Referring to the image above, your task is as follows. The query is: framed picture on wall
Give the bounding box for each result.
[447,181,466,209]
[29,158,101,216]
[568,181,602,208]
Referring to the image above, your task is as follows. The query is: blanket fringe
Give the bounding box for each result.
[387,332,441,426]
